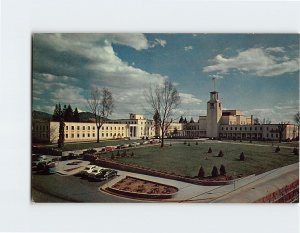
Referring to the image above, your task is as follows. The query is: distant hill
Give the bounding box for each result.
[32,110,108,123]
[32,110,52,121]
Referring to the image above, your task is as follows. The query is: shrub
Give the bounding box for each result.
[196,141,198,145]
[116,151,120,157]
[184,141,187,145]
[198,166,205,178]
[220,164,226,176]
[131,152,134,157]
[240,140,242,142]
[111,153,115,160]
[218,150,224,157]
[293,147,299,155]
[275,146,280,153]
[188,142,190,146]
[169,143,172,146]
[211,166,219,177]
[208,147,212,153]
[240,152,245,161]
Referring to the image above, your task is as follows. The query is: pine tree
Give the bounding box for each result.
[183,117,187,123]
[240,152,245,161]
[52,104,60,121]
[65,104,74,122]
[57,106,65,148]
[190,117,194,123]
[62,104,67,121]
[211,166,219,177]
[218,150,224,157]
[73,108,80,122]
[198,166,205,178]
[179,116,184,123]
[208,147,212,153]
[220,164,226,175]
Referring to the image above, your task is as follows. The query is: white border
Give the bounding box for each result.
[1,0,299,232]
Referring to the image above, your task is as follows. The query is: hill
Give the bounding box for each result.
[32,110,108,123]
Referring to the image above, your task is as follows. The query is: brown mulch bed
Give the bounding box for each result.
[111,176,178,195]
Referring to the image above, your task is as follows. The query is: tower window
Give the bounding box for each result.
[210,103,214,109]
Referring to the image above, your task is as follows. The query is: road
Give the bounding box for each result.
[31,173,136,203]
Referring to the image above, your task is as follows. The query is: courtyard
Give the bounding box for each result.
[105,140,298,178]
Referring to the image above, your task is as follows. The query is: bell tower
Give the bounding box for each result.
[206,91,222,138]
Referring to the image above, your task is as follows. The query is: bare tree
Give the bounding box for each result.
[277,122,288,143]
[294,112,300,139]
[49,124,59,143]
[145,80,180,147]
[87,87,114,143]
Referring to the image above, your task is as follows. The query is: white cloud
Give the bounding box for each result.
[184,46,193,51]
[33,34,168,116]
[203,47,299,77]
[149,38,167,48]
[265,47,285,53]
[179,93,202,105]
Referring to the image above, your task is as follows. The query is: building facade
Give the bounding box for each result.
[32,91,298,143]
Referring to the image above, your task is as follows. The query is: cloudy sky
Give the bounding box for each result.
[32,33,299,123]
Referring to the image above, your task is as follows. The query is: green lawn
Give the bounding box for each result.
[109,141,299,177]
[62,139,143,151]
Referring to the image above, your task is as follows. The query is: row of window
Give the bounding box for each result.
[65,132,125,139]
[221,126,263,131]
[65,125,125,131]
[35,125,49,131]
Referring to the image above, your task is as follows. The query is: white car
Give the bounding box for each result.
[87,166,105,179]
[79,165,98,177]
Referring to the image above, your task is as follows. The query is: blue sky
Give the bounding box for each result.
[32,33,299,123]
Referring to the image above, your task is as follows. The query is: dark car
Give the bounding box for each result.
[92,169,118,181]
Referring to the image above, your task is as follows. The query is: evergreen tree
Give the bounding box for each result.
[62,104,67,121]
[52,104,60,121]
[179,116,184,123]
[190,117,194,123]
[240,152,245,161]
[218,150,224,157]
[220,164,226,175]
[211,166,219,177]
[65,104,74,122]
[153,110,161,138]
[198,166,205,178]
[57,106,65,149]
[183,117,187,123]
[73,108,80,122]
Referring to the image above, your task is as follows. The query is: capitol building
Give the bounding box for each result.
[32,91,298,143]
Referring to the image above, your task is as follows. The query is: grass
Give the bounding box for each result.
[62,139,143,151]
[108,141,299,177]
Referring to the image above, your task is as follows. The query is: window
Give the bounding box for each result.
[71,134,74,138]
[250,127,252,131]
[122,133,124,136]
[71,126,74,130]
[122,127,124,130]
[77,126,80,130]
[118,127,120,130]
[255,127,257,131]
[82,133,85,138]
[93,133,95,137]
[110,133,112,136]
[88,126,90,130]
[106,133,108,137]
[244,127,247,131]
[102,133,104,137]
[226,127,228,130]
[88,133,90,137]
[66,134,68,138]
[93,126,95,130]
[106,127,108,130]
[77,134,80,138]
[66,126,68,130]
[271,134,273,138]
[210,103,214,109]
[240,127,242,130]
[235,127,237,130]
[260,127,262,130]
[267,127,269,130]
[114,127,116,130]
[222,127,224,130]
[110,127,112,130]
[267,133,269,137]
[230,127,233,130]
[83,126,85,130]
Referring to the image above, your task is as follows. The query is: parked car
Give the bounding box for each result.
[130,142,140,147]
[92,169,118,181]
[87,166,105,179]
[32,155,50,168]
[121,144,130,148]
[78,165,98,177]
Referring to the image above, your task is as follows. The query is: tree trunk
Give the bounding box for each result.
[97,126,100,143]
[161,129,164,147]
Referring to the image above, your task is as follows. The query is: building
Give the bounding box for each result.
[32,113,155,143]
[32,90,298,143]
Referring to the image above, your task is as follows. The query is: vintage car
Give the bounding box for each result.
[91,168,118,181]
[78,165,98,177]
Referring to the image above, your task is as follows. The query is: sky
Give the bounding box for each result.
[32,33,299,123]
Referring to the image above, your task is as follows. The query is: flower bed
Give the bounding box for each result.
[106,176,178,199]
